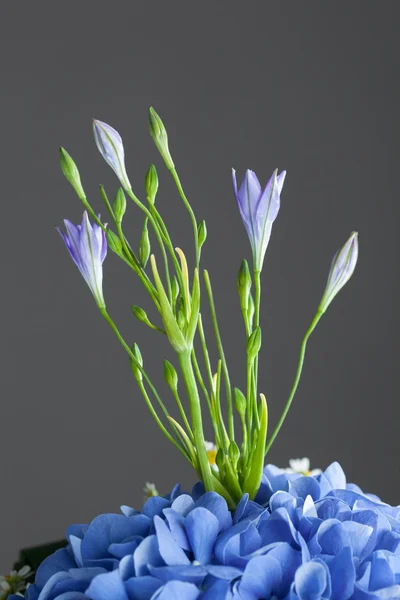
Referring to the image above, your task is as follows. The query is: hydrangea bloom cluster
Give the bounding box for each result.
[16,463,400,600]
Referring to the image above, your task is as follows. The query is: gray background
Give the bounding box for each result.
[0,1,399,571]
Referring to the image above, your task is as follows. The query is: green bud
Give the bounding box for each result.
[106,228,123,256]
[130,342,143,382]
[131,305,149,323]
[237,259,252,312]
[113,188,126,223]
[148,107,174,170]
[139,221,151,268]
[171,276,180,306]
[247,293,255,329]
[164,359,178,392]
[247,326,262,361]
[233,387,247,417]
[198,220,207,248]
[177,298,187,332]
[215,448,226,473]
[145,164,159,204]
[59,147,85,200]
[228,441,240,470]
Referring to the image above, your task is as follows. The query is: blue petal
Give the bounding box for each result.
[134,535,163,577]
[326,547,355,600]
[125,576,161,600]
[154,515,190,566]
[151,581,200,600]
[194,492,232,532]
[294,561,329,600]
[238,555,281,600]
[86,570,128,600]
[185,507,219,564]
[35,549,76,591]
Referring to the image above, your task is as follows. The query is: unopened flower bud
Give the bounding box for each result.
[113,188,126,223]
[130,343,143,382]
[233,387,247,417]
[247,326,262,361]
[139,222,151,268]
[93,119,131,191]
[164,359,178,392]
[131,305,159,332]
[319,232,359,314]
[148,107,174,170]
[171,276,180,306]
[106,229,123,256]
[198,220,207,249]
[229,441,240,470]
[215,448,226,473]
[59,147,86,200]
[145,164,159,205]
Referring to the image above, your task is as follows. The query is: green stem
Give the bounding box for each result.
[264,310,323,455]
[170,168,199,267]
[204,270,234,441]
[99,308,188,459]
[178,350,214,492]
[126,188,172,301]
[191,349,221,446]
[172,387,194,442]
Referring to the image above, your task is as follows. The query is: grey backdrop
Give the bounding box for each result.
[0,1,399,571]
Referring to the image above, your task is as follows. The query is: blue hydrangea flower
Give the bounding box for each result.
[14,464,400,600]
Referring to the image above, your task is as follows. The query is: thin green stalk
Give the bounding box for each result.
[99,308,188,459]
[170,168,199,266]
[197,314,230,446]
[171,387,194,443]
[99,185,116,222]
[204,270,234,441]
[126,188,172,302]
[137,380,190,462]
[264,310,323,455]
[178,350,214,492]
[252,269,262,408]
[191,348,221,446]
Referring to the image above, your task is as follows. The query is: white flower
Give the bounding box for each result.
[205,441,219,472]
[143,482,159,498]
[285,457,322,476]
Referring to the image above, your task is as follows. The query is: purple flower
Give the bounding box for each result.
[232,168,286,271]
[319,232,359,313]
[93,119,131,191]
[58,212,107,307]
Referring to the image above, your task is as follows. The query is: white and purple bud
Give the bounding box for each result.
[57,211,107,308]
[319,232,359,313]
[93,119,131,191]
[232,168,286,271]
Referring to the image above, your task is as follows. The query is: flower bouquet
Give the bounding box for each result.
[3,108,400,600]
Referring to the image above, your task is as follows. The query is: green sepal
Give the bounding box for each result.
[59,147,85,200]
[113,188,127,223]
[145,164,159,204]
[164,359,178,392]
[242,393,268,500]
[150,255,187,353]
